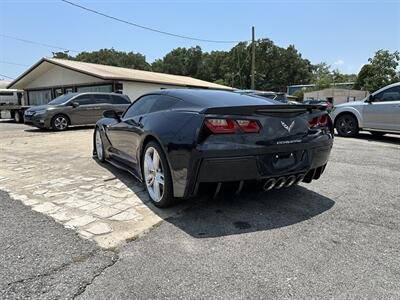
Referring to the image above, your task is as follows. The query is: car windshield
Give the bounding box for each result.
[48,94,75,105]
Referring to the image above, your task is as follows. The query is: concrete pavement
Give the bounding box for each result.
[0,190,117,299]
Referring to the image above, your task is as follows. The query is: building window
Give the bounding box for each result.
[77,84,112,93]
[28,90,52,105]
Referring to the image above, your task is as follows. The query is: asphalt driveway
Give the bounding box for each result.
[0,121,399,298]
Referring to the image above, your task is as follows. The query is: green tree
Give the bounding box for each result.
[74,48,151,70]
[355,50,400,92]
[52,51,73,59]
[354,64,373,90]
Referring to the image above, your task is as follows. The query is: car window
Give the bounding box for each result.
[374,86,400,102]
[123,95,158,119]
[93,94,111,104]
[74,94,95,105]
[111,95,130,104]
[148,95,180,113]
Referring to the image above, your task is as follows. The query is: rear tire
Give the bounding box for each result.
[51,114,69,131]
[370,131,386,137]
[142,141,175,208]
[335,114,359,137]
[14,112,23,123]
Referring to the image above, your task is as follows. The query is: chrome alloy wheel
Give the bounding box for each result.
[95,129,104,161]
[54,116,68,130]
[143,146,165,202]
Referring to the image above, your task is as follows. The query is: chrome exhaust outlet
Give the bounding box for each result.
[275,177,287,189]
[296,174,305,183]
[284,175,297,187]
[263,178,276,191]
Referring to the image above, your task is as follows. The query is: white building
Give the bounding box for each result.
[304,88,369,105]
[7,58,233,106]
[0,80,12,89]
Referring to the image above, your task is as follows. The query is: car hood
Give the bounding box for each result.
[335,100,365,108]
[27,105,57,112]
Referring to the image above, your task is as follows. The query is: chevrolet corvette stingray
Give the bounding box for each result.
[93,89,334,207]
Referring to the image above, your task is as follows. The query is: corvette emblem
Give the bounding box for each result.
[281,120,295,133]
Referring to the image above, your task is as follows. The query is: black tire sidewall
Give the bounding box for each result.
[95,128,106,162]
[142,141,174,207]
[51,114,69,131]
[336,114,358,137]
[14,112,22,123]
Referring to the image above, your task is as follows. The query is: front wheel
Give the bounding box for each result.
[335,114,359,137]
[142,141,175,208]
[51,114,69,131]
[95,127,106,162]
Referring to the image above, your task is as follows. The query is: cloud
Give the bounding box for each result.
[334,59,344,66]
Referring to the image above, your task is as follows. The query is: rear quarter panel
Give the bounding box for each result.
[138,110,204,198]
[331,105,364,128]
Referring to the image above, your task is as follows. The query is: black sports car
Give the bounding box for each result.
[93,89,334,207]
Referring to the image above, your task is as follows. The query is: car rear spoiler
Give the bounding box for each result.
[202,104,326,115]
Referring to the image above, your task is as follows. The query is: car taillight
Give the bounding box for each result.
[318,115,328,127]
[236,120,261,133]
[204,118,261,134]
[205,119,237,134]
[308,115,329,129]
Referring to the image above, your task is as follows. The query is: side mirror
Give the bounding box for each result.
[71,101,80,108]
[103,110,120,121]
[366,95,374,103]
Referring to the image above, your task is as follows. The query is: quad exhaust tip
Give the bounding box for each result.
[275,177,287,189]
[263,178,276,191]
[296,174,305,183]
[285,175,297,187]
[263,173,306,191]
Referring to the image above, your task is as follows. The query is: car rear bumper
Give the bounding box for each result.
[182,138,333,197]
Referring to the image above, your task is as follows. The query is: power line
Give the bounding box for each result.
[61,0,246,44]
[0,34,79,53]
[0,73,15,80]
[0,60,30,67]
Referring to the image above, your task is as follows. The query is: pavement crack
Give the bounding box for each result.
[72,253,119,299]
[6,249,99,288]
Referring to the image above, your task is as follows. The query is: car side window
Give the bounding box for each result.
[374,86,400,102]
[123,95,158,119]
[74,94,95,105]
[148,95,180,114]
[93,94,111,104]
[111,95,130,104]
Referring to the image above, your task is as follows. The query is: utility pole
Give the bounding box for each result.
[251,26,256,90]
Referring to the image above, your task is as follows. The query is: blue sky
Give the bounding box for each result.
[1,0,399,80]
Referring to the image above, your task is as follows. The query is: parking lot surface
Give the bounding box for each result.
[1,121,399,298]
[0,121,187,249]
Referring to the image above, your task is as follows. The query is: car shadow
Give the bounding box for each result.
[96,159,335,238]
[334,132,400,145]
[355,132,400,145]
[23,125,94,133]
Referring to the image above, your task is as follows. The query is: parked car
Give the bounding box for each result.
[303,99,333,111]
[235,90,292,104]
[93,89,334,207]
[331,82,400,137]
[24,92,131,131]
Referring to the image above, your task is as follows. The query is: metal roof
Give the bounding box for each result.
[8,58,233,90]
